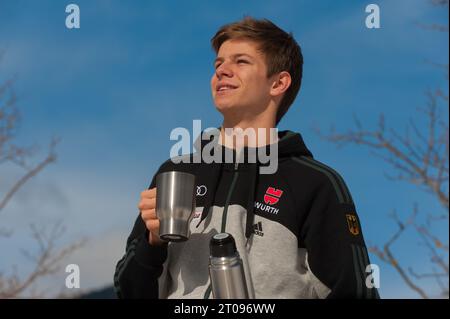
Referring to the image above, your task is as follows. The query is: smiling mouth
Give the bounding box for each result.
[216,87,238,95]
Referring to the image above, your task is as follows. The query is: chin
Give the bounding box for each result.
[214,100,235,112]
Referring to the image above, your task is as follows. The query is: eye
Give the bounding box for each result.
[237,59,248,64]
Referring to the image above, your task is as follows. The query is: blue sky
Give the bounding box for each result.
[0,0,448,298]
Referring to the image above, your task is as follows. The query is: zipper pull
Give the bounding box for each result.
[234,162,239,171]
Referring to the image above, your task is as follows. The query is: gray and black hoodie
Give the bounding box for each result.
[114,130,379,299]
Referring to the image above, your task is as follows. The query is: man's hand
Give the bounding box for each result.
[138,188,165,245]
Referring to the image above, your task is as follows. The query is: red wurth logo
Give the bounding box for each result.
[263,187,283,205]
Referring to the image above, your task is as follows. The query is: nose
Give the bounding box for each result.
[215,61,233,79]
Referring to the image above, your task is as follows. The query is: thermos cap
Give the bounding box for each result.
[210,233,237,258]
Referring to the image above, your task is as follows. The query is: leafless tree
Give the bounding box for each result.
[0,51,84,298]
[314,1,448,298]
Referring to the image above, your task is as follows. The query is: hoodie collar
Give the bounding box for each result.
[194,127,313,163]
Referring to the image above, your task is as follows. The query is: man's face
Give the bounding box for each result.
[211,39,274,119]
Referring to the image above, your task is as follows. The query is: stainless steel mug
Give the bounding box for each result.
[156,171,196,242]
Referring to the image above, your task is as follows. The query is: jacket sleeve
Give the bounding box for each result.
[300,174,380,299]
[113,175,169,299]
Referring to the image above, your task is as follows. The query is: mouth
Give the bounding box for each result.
[216,84,238,95]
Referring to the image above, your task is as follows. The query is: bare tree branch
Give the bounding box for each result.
[317,1,448,297]
[0,138,59,213]
[369,209,430,298]
[1,51,82,299]
[409,268,448,279]
[317,102,449,210]
[0,222,86,298]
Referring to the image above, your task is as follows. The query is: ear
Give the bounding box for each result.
[269,71,291,98]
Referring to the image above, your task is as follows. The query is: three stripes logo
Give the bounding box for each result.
[253,222,264,237]
[263,187,283,205]
[351,244,379,298]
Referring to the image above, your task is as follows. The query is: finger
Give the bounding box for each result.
[145,219,160,232]
[138,198,156,210]
[141,188,157,199]
[141,209,157,221]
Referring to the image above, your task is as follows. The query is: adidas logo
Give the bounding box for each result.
[253,222,264,237]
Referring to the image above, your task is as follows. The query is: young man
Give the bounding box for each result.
[114,17,379,299]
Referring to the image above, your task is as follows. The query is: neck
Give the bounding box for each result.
[219,113,278,149]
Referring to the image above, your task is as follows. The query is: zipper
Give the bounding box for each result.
[203,161,240,299]
[221,162,239,233]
